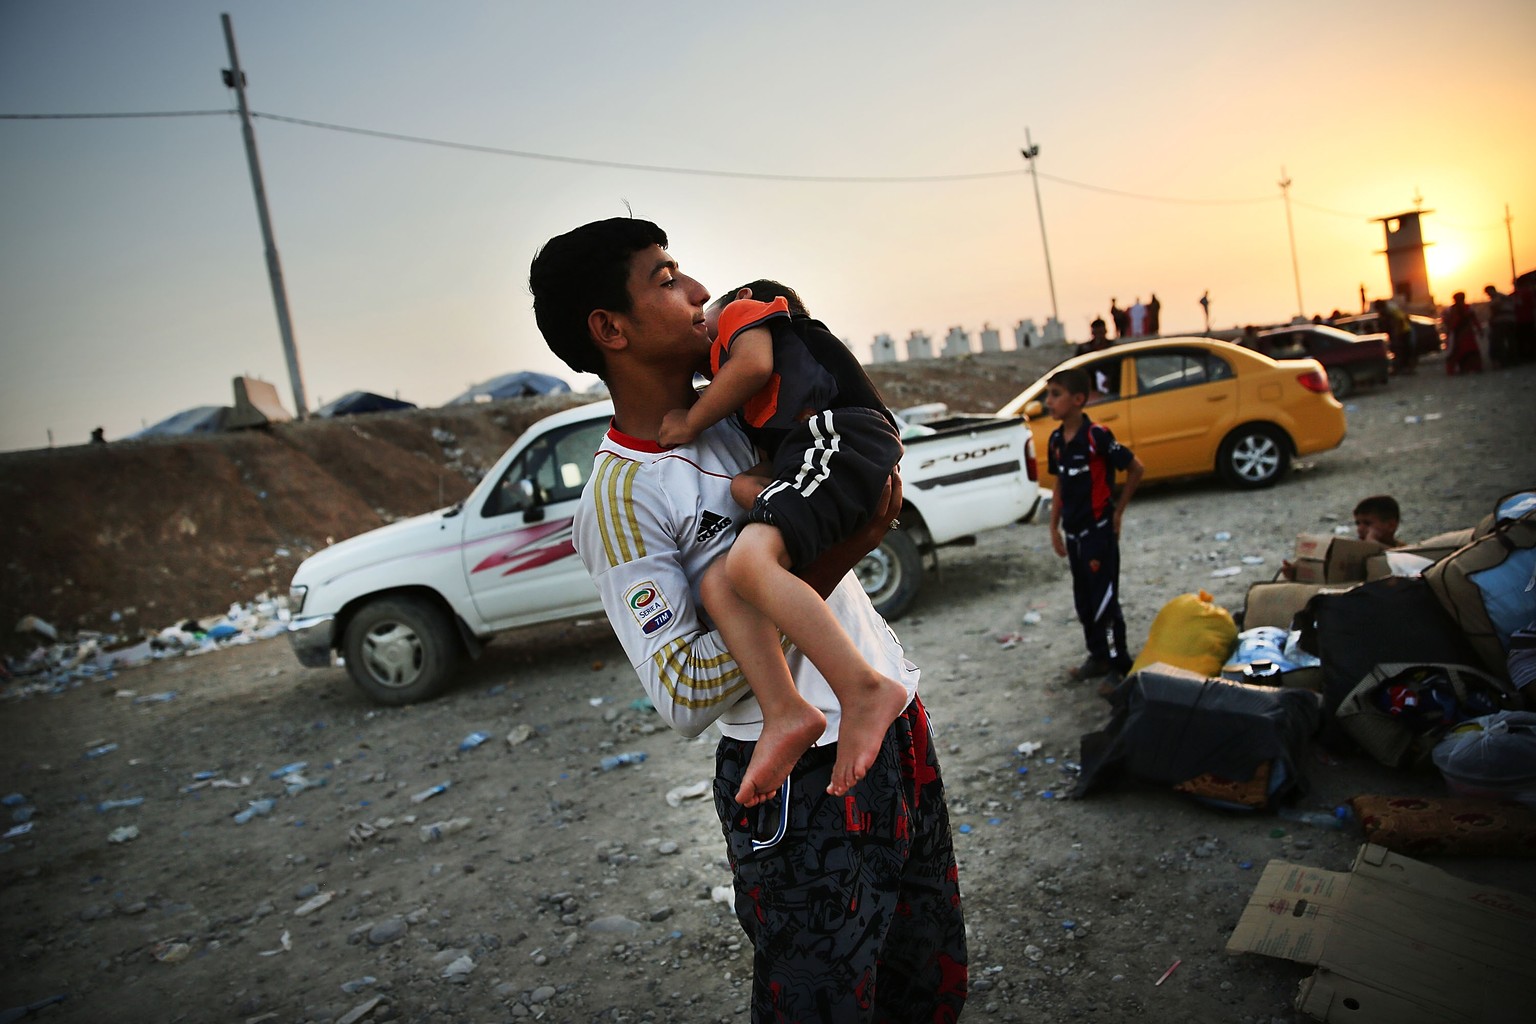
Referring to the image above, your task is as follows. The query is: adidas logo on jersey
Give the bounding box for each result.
[696,510,732,544]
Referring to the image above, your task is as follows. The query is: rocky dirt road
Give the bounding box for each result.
[2,357,1534,1023]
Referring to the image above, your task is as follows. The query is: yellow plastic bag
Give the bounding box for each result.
[1129,589,1237,678]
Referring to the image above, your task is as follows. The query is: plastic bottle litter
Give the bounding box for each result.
[410,782,451,804]
[599,751,647,771]
[97,797,145,812]
[233,798,277,824]
[84,742,119,760]
[1278,805,1352,830]
[419,816,472,842]
[269,761,308,779]
[107,825,140,844]
[458,731,491,752]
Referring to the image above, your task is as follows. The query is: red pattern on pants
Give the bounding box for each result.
[714,697,968,1022]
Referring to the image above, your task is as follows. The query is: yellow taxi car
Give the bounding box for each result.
[998,337,1347,490]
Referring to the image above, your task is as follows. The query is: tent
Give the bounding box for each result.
[315,391,418,418]
[128,405,232,439]
[448,371,570,405]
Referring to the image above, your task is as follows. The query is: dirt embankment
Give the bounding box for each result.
[0,351,1063,656]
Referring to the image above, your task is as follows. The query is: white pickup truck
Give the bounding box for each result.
[287,399,1040,704]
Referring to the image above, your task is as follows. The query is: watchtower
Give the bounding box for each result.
[1372,209,1435,312]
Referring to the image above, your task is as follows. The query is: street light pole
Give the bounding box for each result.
[221,12,308,419]
[1020,128,1060,330]
[1279,167,1304,320]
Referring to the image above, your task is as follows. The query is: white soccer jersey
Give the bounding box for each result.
[575,417,918,743]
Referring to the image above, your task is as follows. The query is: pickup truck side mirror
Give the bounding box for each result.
[517,479,545,522]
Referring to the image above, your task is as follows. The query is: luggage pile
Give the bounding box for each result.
[1073,490,1536,830]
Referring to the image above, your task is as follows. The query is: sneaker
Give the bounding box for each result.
[1096,671,1125,700]
[1069,656,1112,680]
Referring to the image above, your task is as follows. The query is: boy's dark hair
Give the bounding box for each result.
[1354,494,1400,522]
[707,279,810,321]
[528,217,668,379]
[1048,367,1092,397]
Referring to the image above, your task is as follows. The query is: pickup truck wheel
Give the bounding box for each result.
[342,597,461,705]
[1217,425,1290,490]
[1326,367,1354,399]
[856,528,923,621]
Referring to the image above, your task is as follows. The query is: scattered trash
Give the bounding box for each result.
[1022,611,1043,625]
[10,804,35,823]
[15,615,59,640]
[710,884,734,908]
[107,825,139,844]
[337,996,382,1024]
[1,793,25,807]
[153,940,191,963]
[4,822,33,839]
[294,891,334,916]
[233,798,276,824]
[340,976,377,994]
[1213,531,1233,542]
[458,731,491,752]
[97,797,145,812]
[1277,806,1352,831]
[1017,741,1042,757]
[1209,566,1243,578]
[282,772,326,797]
[410,782,451,803]
[665,780,711,808]
[258,930,293,956]
[1240,555,1265,566]
[132,691,176,704]
[347,822,379,847]
[269,761,308,779]
[420,817,471,842]
[1155,958,1182,986]
[505,724,535,747]
[600,751,647,771]
[84,742,119,760]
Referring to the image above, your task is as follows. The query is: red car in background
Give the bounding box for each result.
[1257,324,1391,399]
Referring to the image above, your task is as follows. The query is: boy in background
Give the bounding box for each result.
[659,281,909,806]
[1045,367,1145,685]
[1352,494,1402,547]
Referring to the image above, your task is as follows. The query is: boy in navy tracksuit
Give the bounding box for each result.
[1045,368,1145,685]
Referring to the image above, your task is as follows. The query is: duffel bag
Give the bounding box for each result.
[1424,489,1536,682]
[1335,662,1521,767]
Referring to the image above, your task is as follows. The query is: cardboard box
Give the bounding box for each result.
[1292,534,1388,583]
[1243,581,1358,630]
[1226,843,1536,1023]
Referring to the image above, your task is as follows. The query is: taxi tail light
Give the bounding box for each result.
[1024,435,1039,482]
[1297,369,1331,393]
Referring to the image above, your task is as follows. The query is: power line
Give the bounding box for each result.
[6,106,1421,215]
[0,109,233,119]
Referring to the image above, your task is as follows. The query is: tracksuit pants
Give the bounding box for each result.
[714,697,968,1023]
[1066,517,1133,673]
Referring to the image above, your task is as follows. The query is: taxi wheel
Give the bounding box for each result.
[1217,425,1290,489]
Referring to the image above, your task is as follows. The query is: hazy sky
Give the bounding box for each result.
[3,0,1533,451]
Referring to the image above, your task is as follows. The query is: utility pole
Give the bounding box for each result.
[1279,167,1304,320]
[221,13,308,419]
[1506,204,1517,286]
[1020,128,1060,329]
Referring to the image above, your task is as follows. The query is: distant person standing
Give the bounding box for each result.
[90,427,106,444]
[1110,298,1129,340]
[1146,293,1161,336]
[1514,275,1536,364]
[1084,315,1111,352]
[1128,297,1147,337]
[1442,291,1484,376]
[1045,368,1144,688]
[1199,290,1211,333]
[1484,284,1517,368]
[1374,297,1414,375]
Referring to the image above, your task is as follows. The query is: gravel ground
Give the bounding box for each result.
[2,356,1533,1023]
